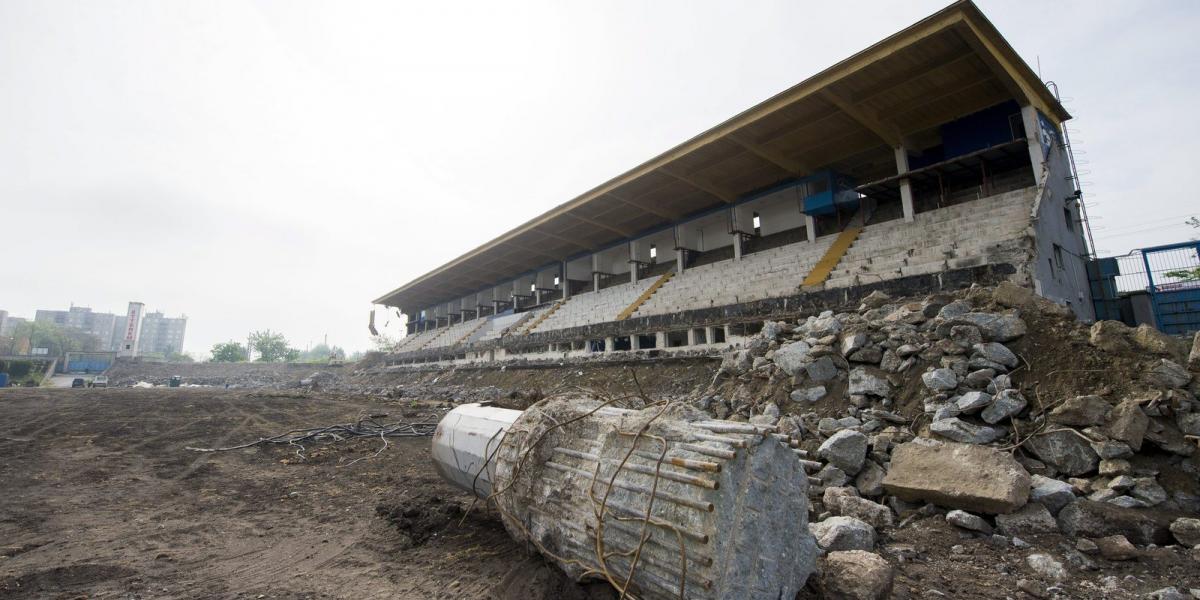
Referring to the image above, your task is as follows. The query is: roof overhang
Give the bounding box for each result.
[375,0,1069,314]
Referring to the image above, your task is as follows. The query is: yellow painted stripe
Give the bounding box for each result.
[521,298,567,335]
[801,227,862,287]
[617,271,674,321]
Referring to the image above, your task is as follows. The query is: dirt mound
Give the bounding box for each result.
[375,490,472,548]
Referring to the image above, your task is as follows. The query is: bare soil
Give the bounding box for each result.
[0,387,611,600]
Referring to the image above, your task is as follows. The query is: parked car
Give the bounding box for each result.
[91,375,109,388]
[71,378,86,388]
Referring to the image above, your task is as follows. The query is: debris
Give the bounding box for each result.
[882,440,1030,514]
[945,509,992,534]
[1092,534,1139,561]
[819,550,894,600]
[1170,517,1200,547]
[930,418,1005,445]
[1056,500,1175,545]
[1024,553,1067,581]
[819,430,868,475]
[810,516,876,552]
[1028,475,1076,515]
[1048,395,1112,427]
[1024,430,1100,476]
[995,503,1058,536]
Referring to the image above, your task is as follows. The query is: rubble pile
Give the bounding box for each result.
[703,283,1200,599]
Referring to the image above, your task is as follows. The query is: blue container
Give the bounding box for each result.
[0,373,9,387]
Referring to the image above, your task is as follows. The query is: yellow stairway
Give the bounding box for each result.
[519,298,567,335]
[801,226,863,288]
[455,318,489,345]
[616,271,674,320]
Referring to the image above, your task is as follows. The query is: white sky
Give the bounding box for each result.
[2,0,1197,356]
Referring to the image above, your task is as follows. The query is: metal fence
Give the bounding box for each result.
[1089,241,1200,335]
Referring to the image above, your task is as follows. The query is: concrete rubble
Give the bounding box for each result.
[694,285,1200,598]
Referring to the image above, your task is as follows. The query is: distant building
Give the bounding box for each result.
[34,306,119,350]
[1,315,27,337]
[137,311,188,356]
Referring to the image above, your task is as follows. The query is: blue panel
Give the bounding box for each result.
[940,100,1021,159]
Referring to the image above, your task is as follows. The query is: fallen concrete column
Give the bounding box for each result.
[432,398,816,599]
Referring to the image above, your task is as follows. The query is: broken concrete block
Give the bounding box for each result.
[955,391,993,414]
[819,430,868,475]
[946,509,992,534]
[982,389,1027,424]
[993,281,1034,308]
[1024,430,1099,476]
[882,440,1030,514]
[1093,535,1139,561]
[1089,320,1131,353]
[1170,517,1200,547]
[790,385,827,403]
[1029,475,1076,515]
[819,550,894,600]
[1056,500,1175,545]
[824,489,893,530]
[995,503,1058,536]
[946,312,1027,342]
[848,368,890,398]
[810,516,876,551]
[972,342,1018,369]
[1190,332,1200,371]
[1145,359,1192,389]
[1106,399,1149,451]
[930,417,1004,444]
[1049,395,1112,427]
[1131,324,1182,357]
[1025,553,1067,581]
[922,368,957,391]
[772,341,812,376]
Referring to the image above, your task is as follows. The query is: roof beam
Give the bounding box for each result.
[604,191,680,220]
[820,88,908,148]
[560,213,635,238]
[850,46,977,105]
[657,165,738,203]
[531,227,596,251]
[727,131,809,174]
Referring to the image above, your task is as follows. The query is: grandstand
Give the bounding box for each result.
[373,1,1093,365]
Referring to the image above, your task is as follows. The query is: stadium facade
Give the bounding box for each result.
[374,1,1092,364]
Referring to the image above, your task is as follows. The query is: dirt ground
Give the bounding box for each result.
[0,387,612,600]
[3,384,1197,599]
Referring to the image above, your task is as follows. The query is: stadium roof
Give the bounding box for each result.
[375,0,1069,313]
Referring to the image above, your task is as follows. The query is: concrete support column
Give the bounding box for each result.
[894,146,914,223]
[1020,104,1047,186]
[562,261,571,300]
[604,337,615,353]
[724,324,733,342]
[629,240,639,283]
[687,329,698,346]
[705,326,717,345]
[630,335,641,351]
[591,254,601,292]
[655,331,667,348]
[805,214,817,243]
[674,226,686,274]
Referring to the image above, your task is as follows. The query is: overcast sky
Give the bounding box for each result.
[2,0,1197,356]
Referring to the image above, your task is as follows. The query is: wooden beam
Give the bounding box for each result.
[850,46,977,105]
[658,164,738,203]
[821,88,906,148]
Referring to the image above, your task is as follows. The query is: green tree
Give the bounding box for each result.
[210,341,247,362]
[249,330,297,362]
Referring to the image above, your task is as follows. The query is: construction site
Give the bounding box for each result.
[4,1,1200,599]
